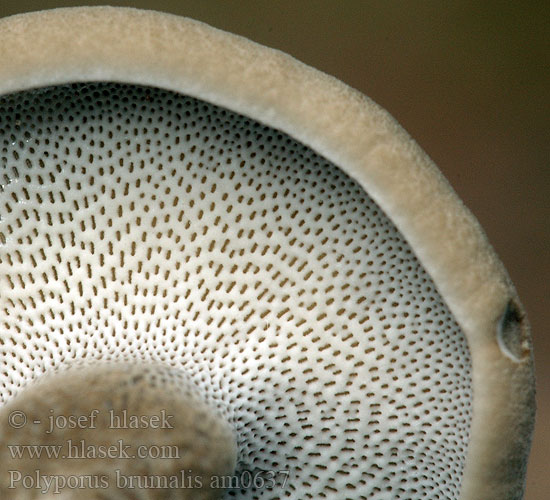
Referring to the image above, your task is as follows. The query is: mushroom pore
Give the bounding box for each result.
[0,6,535,500]
[0,83,472,498]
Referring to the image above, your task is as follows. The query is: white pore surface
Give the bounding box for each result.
[0,83,472,499]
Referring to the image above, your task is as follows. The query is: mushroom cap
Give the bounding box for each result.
[0,6,535,500]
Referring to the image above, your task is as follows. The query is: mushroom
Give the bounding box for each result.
[0,7,534,500]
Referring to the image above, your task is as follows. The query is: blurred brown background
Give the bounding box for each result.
[1,1,548,498]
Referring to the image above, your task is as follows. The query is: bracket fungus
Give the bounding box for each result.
[0,7,535,500]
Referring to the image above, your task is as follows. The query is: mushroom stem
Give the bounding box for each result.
[0,363,237,499]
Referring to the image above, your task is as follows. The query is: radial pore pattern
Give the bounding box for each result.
[0,83,472,499]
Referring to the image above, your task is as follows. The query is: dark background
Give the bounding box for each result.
[1,1,548,498]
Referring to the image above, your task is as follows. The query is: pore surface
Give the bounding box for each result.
[0,83,471,499]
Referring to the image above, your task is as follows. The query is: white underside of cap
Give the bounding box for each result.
[0,7,535,500]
